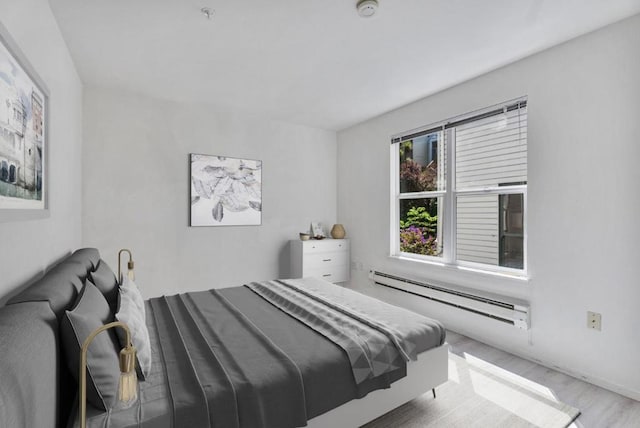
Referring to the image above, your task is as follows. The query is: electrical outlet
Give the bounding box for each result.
[587,311,601,331]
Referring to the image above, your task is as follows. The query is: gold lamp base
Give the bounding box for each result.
[80,321,137,428]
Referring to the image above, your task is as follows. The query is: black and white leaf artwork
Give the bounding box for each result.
[249,201,261,212]
[212,201,224,221]
[192,178,212,199]
[243,180,261,200]
[191,154,262,226]
[220,192,247,212]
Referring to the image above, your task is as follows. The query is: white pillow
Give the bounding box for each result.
[120,277,145,316]
[115,280,151,379]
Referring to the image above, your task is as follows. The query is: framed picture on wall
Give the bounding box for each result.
[0,21,49,219]
[190,153,262,227]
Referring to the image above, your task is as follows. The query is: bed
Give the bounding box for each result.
[0,248,448,428]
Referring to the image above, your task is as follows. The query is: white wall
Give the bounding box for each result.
[338,14,640,398]
[0,0,83,303]
[82,87,336,298]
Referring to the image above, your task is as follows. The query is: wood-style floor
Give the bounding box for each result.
[440,331,640,427]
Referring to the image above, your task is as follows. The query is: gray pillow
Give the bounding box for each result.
[89,259,119,312]
[60,281,120,411]
[116,279,151,380]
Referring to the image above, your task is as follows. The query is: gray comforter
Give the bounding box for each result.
[247,278,445,384]
[82,279,445,428]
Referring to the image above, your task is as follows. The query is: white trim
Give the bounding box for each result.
[389,254,530,282]
[522,187,528,273]
[453,189,527,276]
[391,130,446,259]
[444,128,455,263]
[389,144,398,257]
[397,250,445,264]
[456,185,527,195]
[398,191,445,199]
[390,98,528,277]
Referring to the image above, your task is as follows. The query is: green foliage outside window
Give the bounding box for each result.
[400,206,437,233]
[399,140,440,255]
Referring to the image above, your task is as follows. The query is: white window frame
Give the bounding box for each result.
[391,130,449,264]
[390,98,528,277]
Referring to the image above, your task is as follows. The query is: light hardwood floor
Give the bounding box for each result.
[439,331,640,427]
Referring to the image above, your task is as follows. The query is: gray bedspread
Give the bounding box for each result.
[246,278,444,384]
[82,279,445,428]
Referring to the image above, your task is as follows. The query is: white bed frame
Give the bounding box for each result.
[306,343,449,428]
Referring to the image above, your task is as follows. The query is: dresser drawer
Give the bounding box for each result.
[290,239,350,283]
[303,251,349,269]
[302,239,349,254]
[302,265,350,283]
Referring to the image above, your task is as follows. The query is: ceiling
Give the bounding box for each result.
[50,0,640,131]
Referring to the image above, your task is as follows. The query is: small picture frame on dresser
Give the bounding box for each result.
[310,222,325,237]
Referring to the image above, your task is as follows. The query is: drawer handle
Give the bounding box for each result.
[323,258,332,262]
[322,274,332,277]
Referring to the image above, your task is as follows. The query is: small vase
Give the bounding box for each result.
[330,224,346,239]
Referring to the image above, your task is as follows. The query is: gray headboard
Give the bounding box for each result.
[0,248,101,428]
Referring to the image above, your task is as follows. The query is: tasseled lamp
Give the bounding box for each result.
[79,321,137,428]
[117,248,136,284]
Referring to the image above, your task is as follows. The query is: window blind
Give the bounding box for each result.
[455,104,527,189]
[391,100,527,145]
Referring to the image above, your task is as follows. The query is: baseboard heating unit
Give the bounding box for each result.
[371,271,530,330]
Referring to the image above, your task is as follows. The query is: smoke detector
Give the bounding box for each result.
[357,0,378,18]
[200,7,214,20]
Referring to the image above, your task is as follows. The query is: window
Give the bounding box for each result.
[392,98,527,275]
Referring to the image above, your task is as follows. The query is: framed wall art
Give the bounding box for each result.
[190,153,262,227]
[0,21,49,220]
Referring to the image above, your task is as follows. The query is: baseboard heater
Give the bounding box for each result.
[372,271,530,330]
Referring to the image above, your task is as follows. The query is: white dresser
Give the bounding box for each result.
[290,239,350,283]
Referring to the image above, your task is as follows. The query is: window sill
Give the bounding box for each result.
[389,255,530,282]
